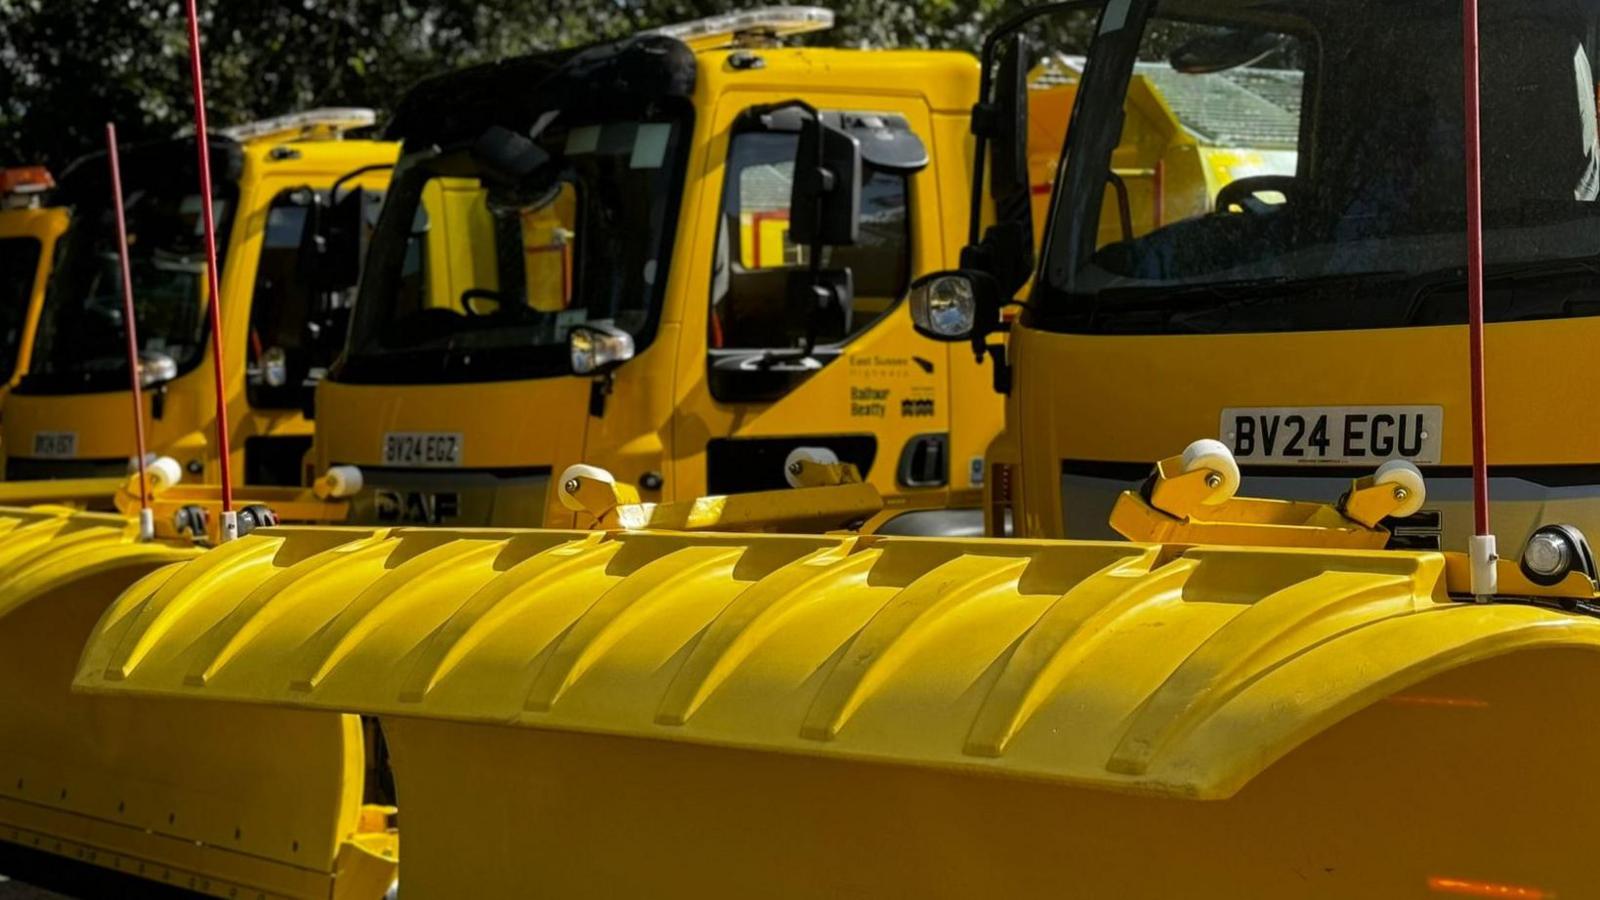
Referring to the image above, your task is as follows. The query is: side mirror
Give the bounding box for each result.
[968,34,1036,299]
[990,35,1034,255]
[908,270,1000,343]
[789,115,862,247]
[569,323,635,376]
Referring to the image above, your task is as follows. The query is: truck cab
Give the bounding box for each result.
[3,113,396,487]
[921,0,1600,567]
[312,9,1001,532]
[0,167,67,391]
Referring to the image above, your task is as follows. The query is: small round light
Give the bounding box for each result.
[911,275,977,338]
[1524,531,1573,579]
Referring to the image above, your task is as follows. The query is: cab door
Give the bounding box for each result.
[237,175,390,485]
[672,95,952,504]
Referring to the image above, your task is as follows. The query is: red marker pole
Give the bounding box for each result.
[182,0,237,540]
[1462,0,1496,596]
[105,123,155,541]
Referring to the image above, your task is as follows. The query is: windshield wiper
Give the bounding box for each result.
[1401,256,1600,324]
[1087,270,1410,324]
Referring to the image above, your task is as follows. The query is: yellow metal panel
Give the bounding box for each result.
[0,509,393,897]
[76,526,1599,799]
[381,647,1599,898]
[72,525,1600,895]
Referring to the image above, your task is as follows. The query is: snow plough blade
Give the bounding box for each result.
[74,523,1600,897]
[0,507,395,899]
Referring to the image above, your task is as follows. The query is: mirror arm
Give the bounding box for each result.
[329,162,395,202]
[589,370,616,418]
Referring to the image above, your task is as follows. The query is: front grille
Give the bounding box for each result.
[4,456,128,481]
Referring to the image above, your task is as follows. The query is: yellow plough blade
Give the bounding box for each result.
[77,525,1600,897]
[0,508,395,899]
[0,479,126,509]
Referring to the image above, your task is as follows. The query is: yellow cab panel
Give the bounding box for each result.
[1000,0,1600,563]
[3,120,396,487]
[0,167,67,390]
[314,27,1001,533]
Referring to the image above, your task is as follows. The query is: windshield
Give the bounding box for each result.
[339,109,691,384]
[0,236,43,379]
[1040,0,1600,334]
[23,184,235,392]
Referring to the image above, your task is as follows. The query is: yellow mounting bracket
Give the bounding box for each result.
[557,461,882,534]
[1111,440,1425,551]
[114,481,349,545]
[784,446,863,489]
[557,465,645,530]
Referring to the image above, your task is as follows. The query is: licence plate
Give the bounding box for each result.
[382,432,464,467]
[1221,406,1442,465]
[31,431,77,459]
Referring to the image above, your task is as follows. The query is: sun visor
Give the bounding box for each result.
[385,35,697,148]
[57,136,245,205]
[749,107,929,173]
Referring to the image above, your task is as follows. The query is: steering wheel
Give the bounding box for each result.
[1216,175,1297,217]
[459,288,517,317]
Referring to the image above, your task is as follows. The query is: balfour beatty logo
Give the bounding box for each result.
[375,490,460,524]
[851,386,888,418]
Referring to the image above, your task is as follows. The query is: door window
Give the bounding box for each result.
[709,129,911,350]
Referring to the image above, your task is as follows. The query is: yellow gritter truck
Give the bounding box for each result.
[308,8,1005,535]
[48,1,1600,897]
[2,112,396,490]
[0,117,401,897]
[0,10,1024,897]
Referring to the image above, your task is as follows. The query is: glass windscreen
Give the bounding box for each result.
[0,236,43,379]
[710,130,911,350]
[25,185,235,392]
[340,110,690,384]
[1041,0,1600,333]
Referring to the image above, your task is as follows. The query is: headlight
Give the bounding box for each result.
[1520,524,1598,587]
[909,274,978,340]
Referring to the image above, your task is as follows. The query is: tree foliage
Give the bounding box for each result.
[0,0,1064,169]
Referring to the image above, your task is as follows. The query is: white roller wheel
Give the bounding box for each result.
[146,456,183,491]
[784,446,840,488]
[558,463,615,512]
[1180,439,1241,506]
[1374,459,1426,518]
[323,465,364,498]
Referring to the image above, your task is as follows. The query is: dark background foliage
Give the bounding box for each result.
[0,0,1059,168]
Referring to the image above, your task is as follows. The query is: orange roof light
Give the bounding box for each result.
[0,166,55,197]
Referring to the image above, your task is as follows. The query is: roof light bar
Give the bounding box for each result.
[219,107,377,144]
[0,166,54,195]
[647,6,834,50]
